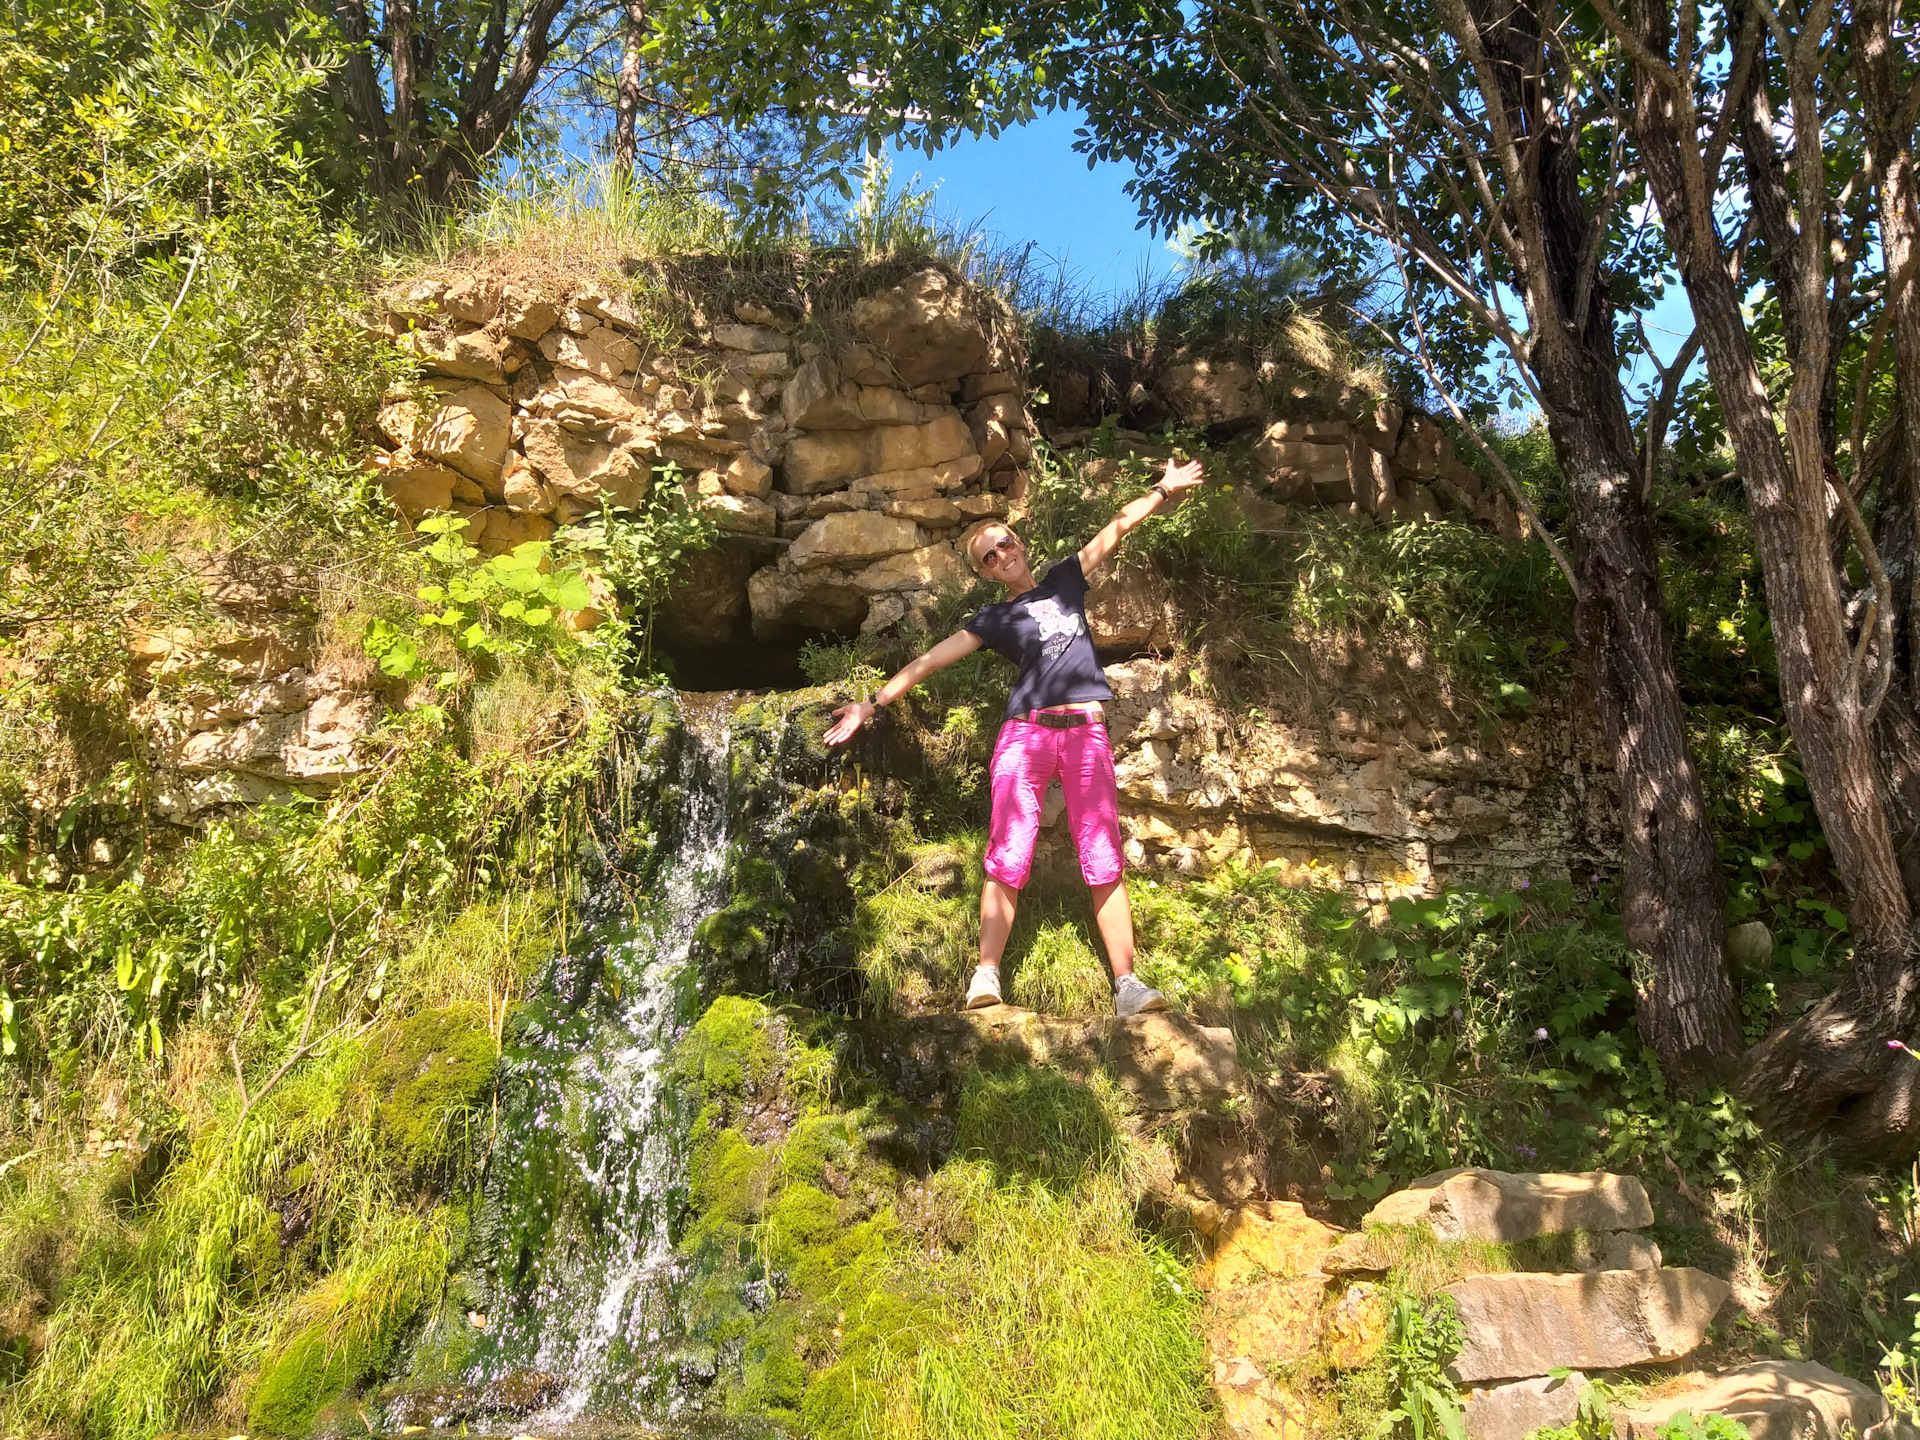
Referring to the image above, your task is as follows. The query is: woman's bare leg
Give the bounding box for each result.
[1090,879,1136,978]
[979,877,1020,970]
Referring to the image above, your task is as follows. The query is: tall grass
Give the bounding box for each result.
[807,1068,1206,1440]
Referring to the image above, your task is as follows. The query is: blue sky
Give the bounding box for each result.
[886,108,1181,301]
[885,108,1698,404]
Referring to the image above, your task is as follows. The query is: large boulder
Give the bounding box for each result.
[539,324,640,381]
[1440,1268,1731,1383]
[783,361,947,431]
[1085,562,1174,651]
[849,268,995,385]
[1159,358,1264,426]
[783,414,975,494]
[848,543,967,595]
[420,387,511,486]
[1362,1168,1655,1242]
[404,327,505,384]
[521,420,650,507]
[381,462,461,520]
[1462,1373,1590,1440]
[1611,1362,1887,1440]
[1254,424,1350,500]
[787,512,923,570]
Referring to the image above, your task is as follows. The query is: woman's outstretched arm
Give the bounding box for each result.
[1076,456,1206,574]
[823,629,985,745]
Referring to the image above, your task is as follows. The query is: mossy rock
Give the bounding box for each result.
[248,1327,354,1436]
[364,1002,498,1171]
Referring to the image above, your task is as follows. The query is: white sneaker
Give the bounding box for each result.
[964,965,1003,1010]
[1114,974,1171,1016]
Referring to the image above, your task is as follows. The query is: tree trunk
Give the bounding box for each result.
[613,0,648,181]
[1458,0,1741,1080]
[1628,0,1920,1150]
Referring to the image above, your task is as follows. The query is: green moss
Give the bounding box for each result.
[363,1002,498,1171]
[676,994,782,1103]
[244,1208,454,1436]
[671,995,1207,1439]
[780,1114,855,1187]
[248,1328,347,1437]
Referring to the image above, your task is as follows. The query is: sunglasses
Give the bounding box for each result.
[978,533,1022,569]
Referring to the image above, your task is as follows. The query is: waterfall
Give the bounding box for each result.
[401,693,745,1429]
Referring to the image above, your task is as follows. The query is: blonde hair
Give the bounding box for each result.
[961,519,1018,578]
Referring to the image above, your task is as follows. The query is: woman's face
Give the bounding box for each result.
[971,525,1027,580]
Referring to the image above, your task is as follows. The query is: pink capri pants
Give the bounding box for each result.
[984,717,1127,891]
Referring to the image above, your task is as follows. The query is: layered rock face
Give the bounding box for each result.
[1017,656,1617,898]
[374,266,1030,643]
[373,263,1526,652]
[129,558,383,820]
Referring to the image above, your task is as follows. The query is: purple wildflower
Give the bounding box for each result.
[1533,1026,1550,1041]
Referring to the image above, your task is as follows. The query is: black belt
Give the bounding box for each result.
[1015,708,1102,729]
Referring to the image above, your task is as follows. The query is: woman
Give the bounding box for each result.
[824,455,1206,1014]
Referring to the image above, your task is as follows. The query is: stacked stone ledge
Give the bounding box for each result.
[1194,1167,1886,1440]
[1050,357,1528,538]
[371,266,1033,642]
[373,263,1536,649]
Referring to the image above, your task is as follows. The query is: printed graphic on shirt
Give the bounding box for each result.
[1029,594,1085,661]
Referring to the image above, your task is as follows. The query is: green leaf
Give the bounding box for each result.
[547,573,593,610]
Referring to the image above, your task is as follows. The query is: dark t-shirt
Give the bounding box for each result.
[964,553,1114,719]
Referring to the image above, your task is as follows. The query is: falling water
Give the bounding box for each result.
[407,693,752,1432]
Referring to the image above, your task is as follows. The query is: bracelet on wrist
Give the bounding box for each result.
[1152,483,1171,505]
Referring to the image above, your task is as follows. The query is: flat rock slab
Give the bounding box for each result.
[1463,1373,1590,1440]
[1365,1167,1654,1242]
[1203,1203,1342,1290]
[1613,1361,1887,1440]
[858,1006,1248,1110]
[1206,1273,1331,1369]
[1441,1268,1731,1382]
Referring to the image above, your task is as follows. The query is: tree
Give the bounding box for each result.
[317,0,600,204]
[1599,0,1920,1151]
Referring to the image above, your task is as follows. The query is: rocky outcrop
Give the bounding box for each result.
[375,265,1029,643]
[1197,1167,1764,1440]
[378,260,1528,652]
[1020,657,1617,899]
[129,558,383,820]
[1362,1167,1656,1242]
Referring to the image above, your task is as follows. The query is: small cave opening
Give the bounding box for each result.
[653,628,848,692]
[640,537,863,694]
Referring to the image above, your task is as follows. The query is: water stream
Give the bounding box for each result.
[400,693,754,1432]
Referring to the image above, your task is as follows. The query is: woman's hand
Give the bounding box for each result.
[1160,455,1206,496]
[824,700,876,746]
